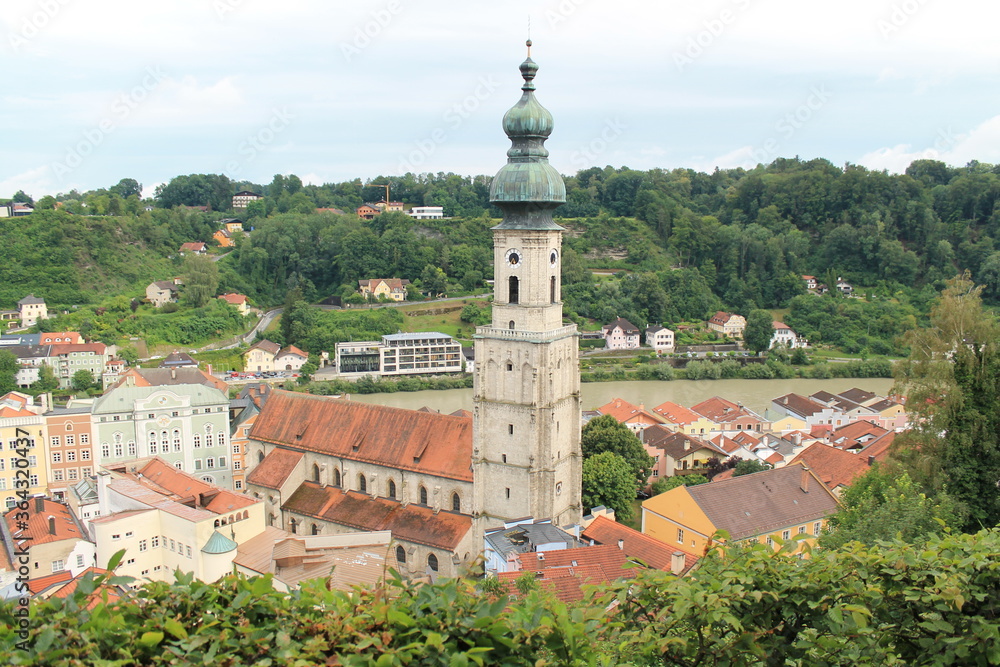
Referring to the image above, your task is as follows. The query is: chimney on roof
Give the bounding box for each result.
[35,496,44,513]
[537,552,545,561]
[617,538,624,550]
[171,368,176,380]
[867,455,875,467]
[671,551,686,575]
[683,439,690,451]
[800,466,810,493]
[48,516,56,535]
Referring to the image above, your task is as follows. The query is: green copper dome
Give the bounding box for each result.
[490,41,566,230]
[201,530,238,555]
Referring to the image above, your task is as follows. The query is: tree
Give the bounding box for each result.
[35,195,57,210]
[118,346,140,366]
[733,459,771,476]
[421,264,448,296]
[821,464,965,549]
[582,451,638,522]
[650,474,708,495]
[0,350,17,394]
[71,369,95,392]
[181,254,220,308]
[743,309,775,355]
[581,414,655,488]
[110,178,142,198]
[896,272,1000,531]
[30,363,59,393]
[12,189,33,204]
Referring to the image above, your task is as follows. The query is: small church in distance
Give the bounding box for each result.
[243,43,583,578]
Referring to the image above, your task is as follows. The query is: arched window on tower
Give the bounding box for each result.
[509,320,515,330]
[388,479,397,499]
[419,485,428,505]
[452,492,461,513]
[508,276,519,304]
[359,474,367,494]
[551,276,557,303]
[312,463,321,483]
[334,468,342,487]
[396,545,406,564]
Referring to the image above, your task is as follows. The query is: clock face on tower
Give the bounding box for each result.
[505,248,522,267]
[550,249,558,267]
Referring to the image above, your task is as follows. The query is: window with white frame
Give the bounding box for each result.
[50,436,60,447]
[81,449,90,460]
[52,452,61,463]
[66,435,75,446]
[80,434,89,445]
[101,444,110,458]
[139,539,147,552]
[67,469,77,480]
[66,450,76,462]
[53,470,63,481]
[51,560,65,573]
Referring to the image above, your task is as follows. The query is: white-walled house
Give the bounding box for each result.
[645,325,675,353]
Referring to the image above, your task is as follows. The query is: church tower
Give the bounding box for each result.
[473,42,582,538]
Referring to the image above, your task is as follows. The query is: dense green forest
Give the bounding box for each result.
[10,157,1000,353]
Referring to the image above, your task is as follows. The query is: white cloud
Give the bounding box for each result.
[0,165,54,199]
[859,114,1000,173]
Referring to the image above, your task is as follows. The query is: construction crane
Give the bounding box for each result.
[372,183,390,208]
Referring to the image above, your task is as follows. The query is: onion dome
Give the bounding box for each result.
[490,40,566,230]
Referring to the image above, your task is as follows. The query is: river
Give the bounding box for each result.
[350,377,896,415]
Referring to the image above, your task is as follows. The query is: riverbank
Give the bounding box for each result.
[348,377,897,416]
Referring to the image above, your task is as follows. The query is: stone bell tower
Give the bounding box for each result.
[472,41,582,540]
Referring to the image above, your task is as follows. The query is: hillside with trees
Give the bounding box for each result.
[8,157,1000,356]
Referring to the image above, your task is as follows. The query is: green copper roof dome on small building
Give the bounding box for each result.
[490,40,566,230]
[201,530,238,555]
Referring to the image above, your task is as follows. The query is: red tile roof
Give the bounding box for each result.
[246,448,304,489]
[858,431,896,462]
[45,568,122,608]
[691,396,761,424]
[247,339,281,355]
[4,497,86,548]
[28,570,73,595]
[277,345,307,359]
[773,393,827,418]
[250,391,473,482]
[787,445,871,491]
[283,482,471,551]
[49,342,107,356]
[644,426,726,460]
[828,420,889,450]
[498,544,634,603]
[597,398,665,426]
[582,516,698,573]
[135,458,255,513]
[218,293,248,305]
[39,332,83,344]
[652,401,702,425]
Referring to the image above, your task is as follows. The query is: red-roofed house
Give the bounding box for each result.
[245,339,281,372]
[691,396,767,433]
[358,278,411,302]
[787,444,874,496]
[275,345,308,371]
[2,497,95,584]
[651,401,718,436]
[93,457,264,582]
[707,312,746,339]
[218,293,250,315]
[582,515,698,575]
[595,398,665,434]
[179,242,207,255]
[643,426,728,481]
[39,332,83,345]
[770,321,803,349]
[497,544,632,603]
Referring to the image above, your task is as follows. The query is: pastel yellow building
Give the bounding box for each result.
[641,463,839,555]
[0,399,48,509]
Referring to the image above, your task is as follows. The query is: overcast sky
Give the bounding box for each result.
[2,0,999,199]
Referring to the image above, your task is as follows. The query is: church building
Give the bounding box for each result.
[243,42,581,577]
